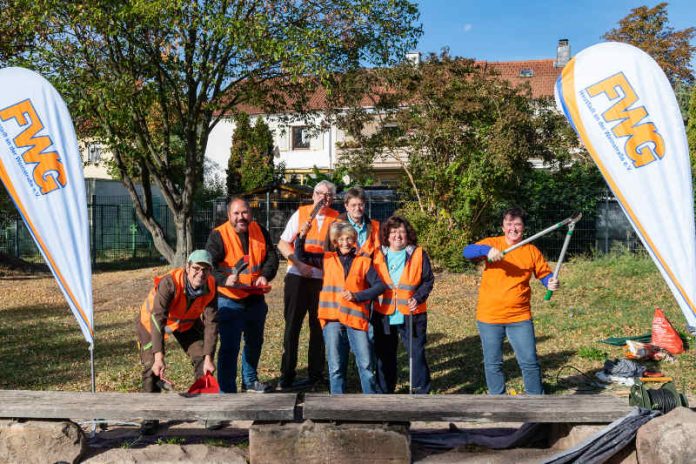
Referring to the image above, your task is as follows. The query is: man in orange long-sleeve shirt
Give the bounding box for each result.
[463,207,559,395]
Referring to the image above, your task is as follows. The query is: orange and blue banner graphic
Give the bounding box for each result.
[0,67,94,344]
[555,42,696,329]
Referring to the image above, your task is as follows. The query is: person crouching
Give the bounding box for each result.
[295,221,386,394]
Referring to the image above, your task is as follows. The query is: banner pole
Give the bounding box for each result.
[90,341,95,393]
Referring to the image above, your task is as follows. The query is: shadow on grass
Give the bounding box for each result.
[268,330,576,395]
[0,304,136,390]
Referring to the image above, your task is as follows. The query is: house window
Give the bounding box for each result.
[87,143,102,163]
[291,126,310,150]
[519,68,534,78]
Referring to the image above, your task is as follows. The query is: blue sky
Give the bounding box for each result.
[415,1,696,64]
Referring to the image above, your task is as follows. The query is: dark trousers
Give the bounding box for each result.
[136,317,205,393]
[280,273,324,383]
[372,311,431,394]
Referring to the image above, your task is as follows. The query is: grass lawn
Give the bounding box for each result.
[0,250,694,395]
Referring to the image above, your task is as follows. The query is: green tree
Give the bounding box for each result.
[335,52,582,270]
[24,0,420,264]
[227,113,276,194]
[688,85,696,177]
[603,2,695,86]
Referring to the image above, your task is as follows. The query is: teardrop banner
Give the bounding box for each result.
[0,67,94,345]
[554,42,696,329]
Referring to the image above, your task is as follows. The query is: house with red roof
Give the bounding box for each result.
[84,40,571,190]
[203,40,571,186]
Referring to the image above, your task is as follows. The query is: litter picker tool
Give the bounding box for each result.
[496,212,583,259]
[544,214,582,301]
[409,312,414,395]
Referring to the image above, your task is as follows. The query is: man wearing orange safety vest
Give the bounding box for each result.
[338,187,380,258]
[276,180,340,390]
[135,249,218,434]
[205,197,278,394]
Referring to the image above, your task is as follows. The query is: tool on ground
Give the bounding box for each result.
[639,376,674,383]
[544,213,582,301]
[629,379,688,413]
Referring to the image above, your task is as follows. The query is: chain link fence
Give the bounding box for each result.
[0,194,638,267]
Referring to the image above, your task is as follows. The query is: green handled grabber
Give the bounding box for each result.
[544,213,582,301]
[493,212,583,261]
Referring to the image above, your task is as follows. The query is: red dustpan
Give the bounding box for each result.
[187,372,220,394]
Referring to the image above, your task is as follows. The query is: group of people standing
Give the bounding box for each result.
[134,181,560,433]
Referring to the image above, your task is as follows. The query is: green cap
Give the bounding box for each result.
[187,250,212,267]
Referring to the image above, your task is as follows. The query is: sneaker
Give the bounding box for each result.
[140,419,159,436]
[241,380,272,393]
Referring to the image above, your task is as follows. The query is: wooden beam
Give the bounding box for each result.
[0,390,297,421]
[303,394,633,423]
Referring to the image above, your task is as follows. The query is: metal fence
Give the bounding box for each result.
[0,194,638,267]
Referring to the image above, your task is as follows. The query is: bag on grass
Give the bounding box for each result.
[187,372,220,394]
[651,307,684,355]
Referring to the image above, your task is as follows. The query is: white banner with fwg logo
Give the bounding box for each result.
[0,67,94,344]
[555,42,696,328]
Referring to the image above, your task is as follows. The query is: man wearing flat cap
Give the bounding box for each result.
[135,249,218,434]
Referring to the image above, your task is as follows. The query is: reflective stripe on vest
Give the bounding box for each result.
[317,252,371,331]
[215,221,267,300]
[296,204,339,253]
[139,268,215,337]
[373,247,427,315]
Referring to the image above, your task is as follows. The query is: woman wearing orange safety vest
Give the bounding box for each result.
[372,216,435,394]
[295,221,387,394]
[135,250,218,434]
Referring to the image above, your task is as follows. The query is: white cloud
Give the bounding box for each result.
[463,23,472,32]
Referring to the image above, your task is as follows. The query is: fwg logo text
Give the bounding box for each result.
[0,99,67,194]
[585,72,665,168]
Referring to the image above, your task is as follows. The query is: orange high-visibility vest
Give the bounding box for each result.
[373,247,427,316]
[139,268,215,338]
[356,219,381,258]
[295,204,339,253]
[318,252,372,331]
[215,221,267,300]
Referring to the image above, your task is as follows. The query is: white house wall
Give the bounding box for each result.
[204,114,337,179]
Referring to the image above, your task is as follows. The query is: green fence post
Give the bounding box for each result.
[91,196,97,267]
[14,216,20,258]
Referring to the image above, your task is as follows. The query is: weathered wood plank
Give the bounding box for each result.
[303,394,633,423]
[0,390,297,421]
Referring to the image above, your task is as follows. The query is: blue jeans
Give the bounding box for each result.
[476,319,544,395]
[322,321,379,394]
[217,295,268,393]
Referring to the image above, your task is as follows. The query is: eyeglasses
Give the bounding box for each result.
[189,264,211,274]
[314,190,334,197]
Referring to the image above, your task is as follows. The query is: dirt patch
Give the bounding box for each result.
[0,252,50,277]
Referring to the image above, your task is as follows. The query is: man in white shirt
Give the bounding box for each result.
[276,180,339,389]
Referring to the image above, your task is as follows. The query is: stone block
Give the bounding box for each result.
[0,419,86,464]
[250,420,410,464]
[549,423,607,450]
[636,407,696,464]
[83,443,247,463]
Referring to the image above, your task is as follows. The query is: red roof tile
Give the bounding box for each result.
[223,58,562,116]
[479,59,561,99]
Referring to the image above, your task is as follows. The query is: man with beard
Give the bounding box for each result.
[206,197,278,393]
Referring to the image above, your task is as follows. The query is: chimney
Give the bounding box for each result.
[405,51,421,66]
[554,39,570,68]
